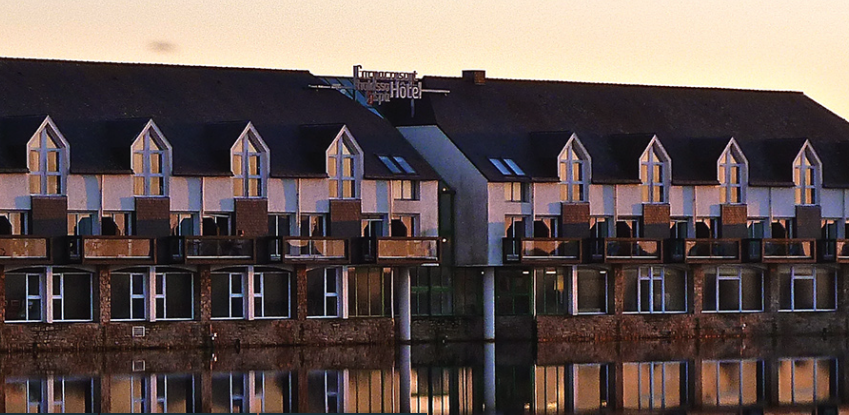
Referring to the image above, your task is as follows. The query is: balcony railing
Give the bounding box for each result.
[362,237,440,264]
[745,238,815,263]
[69,236,155,262]
[171,236,255,262]
[503,238,581,264]
[269,237,348,263]
[595,238,663,262]
[669,238,741,263]
[0,236,50,261]
[819,239,849,262]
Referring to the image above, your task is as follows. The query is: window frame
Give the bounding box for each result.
[504,181,530,202]
[794,142,821,206]
[307,268,341,318]
[392,179,420,200]
[622,361,688,410]
[703,266,764,313]
[154,272,195,321]
[5,272,44,322]
[624,266,687,314]
[778,266,837,312]
[253,271,292,319]
[131,122,170,197]
[211,272,245,320]
[701,359,764,407]
[559,137,590,202]
[640,140,670,204]
[110,272,147,321]
[718,142,747,204]
[231,127,268,198]
[327,131,361,200]
[27,118,68,196]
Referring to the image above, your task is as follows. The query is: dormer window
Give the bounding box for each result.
[640,139,670,204]
[132,122,170,196]
[232,125,269,198]
[718,140,747,204]
[28,118,68,196]
[559,136,590,202]
[794,142,821,205]
[327,130,361,199]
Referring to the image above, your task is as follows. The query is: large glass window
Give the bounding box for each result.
[232,132,264,198]
[102,211,134,236]
[348,267,391,317]
[6,273,42,322]
[778,266,836,311]
[154,272,193,320]
[535,268,568,315]
[778,358,836,404]
[111,272,146,321]
[704,267,763,313]
[212,373,247,413]
[559,142,587,202]
[28,124,64,195]
[392,180,419,200]
[624,267,686,314]
[170,212,197,236]
[51,272,92,322]
[702,360,763,407]
[411,367,476,415]
[496,269,531,316]
[212,272,245,319]
[254,271,291,319]
[504,182,529,202]
[68,212,97,236]
[6,270,92,323]
[794,144,820,205]
[411,267,454,316]
[718,146,745,204]
[328,138,357,199]
[622,362,687,410]
[132,126,167,196]
[0,211,28,235]
[640,144,668,203]
[307,268,340,317]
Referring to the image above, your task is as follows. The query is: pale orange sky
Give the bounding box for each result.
[2,1,849,118]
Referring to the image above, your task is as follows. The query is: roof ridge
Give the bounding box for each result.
[0,55,311,75]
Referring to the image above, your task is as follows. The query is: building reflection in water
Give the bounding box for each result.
[1,339,847,413]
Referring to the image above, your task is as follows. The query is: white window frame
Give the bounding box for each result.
[51,272,93,322]
[625,267,687,314]
[327,127,362,200]
[779,266,836,312]
[111,272,147,321]
[794,141,822,205]
[309,268,341,318]
[5,272,44,322]
[623,361,687,410]
[640,138,670,204]
[211,272,245,320]
[718,139,747,204]
[703,267,764,313]
[504,182,529,202]
[131,121,171,197]
[154,272,195,321]
[231,124,269,198]
[571,268,608,315]
[559,135,590,202]
[27,117,69,196]
[253,271,291,319]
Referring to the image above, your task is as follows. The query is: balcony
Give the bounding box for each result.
[268,237,349,264]
[745,239,816,263]
[593,238,663,263]
[669,239,741,263]
[818,239,849,263]
[171,236,255,263]
[502,238,581,264]
[362,237,440,265]
[68,236,155,264]
[0,236,50,263]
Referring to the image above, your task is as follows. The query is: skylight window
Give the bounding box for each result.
[379,155,416,174]
[490,158,525,176]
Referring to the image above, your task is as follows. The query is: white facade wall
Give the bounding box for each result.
[66,175,99,212]
[533,183,560,216]
[0,174,30,210]
[102,175,135,211]
[202,177,234,213]
[267,178,298,213]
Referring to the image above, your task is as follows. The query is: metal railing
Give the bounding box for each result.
[172,236,254,261]
[676,239,741,262]
[746,238,815,262]
[503,238,581,263]
[269,237,348,262]
[599,238,662,261]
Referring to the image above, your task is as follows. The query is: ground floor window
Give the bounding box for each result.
[212,272,245,319]
[777,358,836,404]
[6,273,42,321]
[6,268,92,323]
[254,271,291,319]
[348,267,391,317]
[52,272,92,322]
[624,267,687,314]
[307,268,340,317]
[622,361,688,410]
[534,364,610,413]
[495,269,531,316]
[411,266,454,316]
[704,267,763,313]
[155,272,193,320]
[778,266,836,311]
[111,272,146,320]
[535,268,568,315]
[701,360,764,407]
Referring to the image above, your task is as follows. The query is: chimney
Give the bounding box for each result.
[462,70,486,85]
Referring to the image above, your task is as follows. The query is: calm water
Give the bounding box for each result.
[2,336,847,413]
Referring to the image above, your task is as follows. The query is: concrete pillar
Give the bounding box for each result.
[483,342,496,415]
[398,267,412,342]
[399,345,412,413]
[483,267,495,341]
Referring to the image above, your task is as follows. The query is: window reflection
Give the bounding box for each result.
[6,377,95,413]
[622,362,687,410]
[411,367,476,415]
[701,360,763,407]
[778,358,835,405]
[534,364,610,414]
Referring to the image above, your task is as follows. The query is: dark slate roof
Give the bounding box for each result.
[382,75,849,186]
[0,58,438,180]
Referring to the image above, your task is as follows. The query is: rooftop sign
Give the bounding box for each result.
[353,65,422,105]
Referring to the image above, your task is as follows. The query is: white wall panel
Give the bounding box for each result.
[0,174,32,210]
[203,177,234,212]
[67,175,99,211]
[299,178,329,213]
[102,175,134,211]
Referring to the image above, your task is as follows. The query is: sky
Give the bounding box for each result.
[2,1,849,117]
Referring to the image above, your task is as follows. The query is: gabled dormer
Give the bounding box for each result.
[558,133,591,202]
[326,126,363,199]
[131,120,172,197]
[717,138,748,204]
[28,116,70,196]
[793,140,822,206]
[639,136,671,204]
[231,122,270,198]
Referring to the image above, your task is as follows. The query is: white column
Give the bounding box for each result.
[483,342,496,415]
[483,267,495,341]
[399,344,412,414]
[398,267,412,342]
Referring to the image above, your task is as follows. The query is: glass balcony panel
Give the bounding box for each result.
[377,238,438,260]
[683,239,740,261]
[762,239,814,260]
[83,238,153,259]
[0,237,48,258]
[184,237,253,259]
[280,238,347,260]
[605,238,661,260]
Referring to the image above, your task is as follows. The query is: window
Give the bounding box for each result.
[379,155,416,174]
[534,364,610,413]
[778,266,836,311]
[490,158,525,176]
[232,131,265,197]
[669,218,689,239]
[794,144,820,205]
[392,179,419,200]
[154,272,194,320]
[202,214,231,236]
[307,268,340,317]
[411,367,476,415]
[778,358,836,404]
[615,218,641,238]
[328,137,358,199]
[536,267,608,316]
[254,271,291,319]
[268,214,292,237]
[495,269,531,315]
[68,212,97,236]
[110,374,152,413]
[559,141,587,202]
[0,211,28,235]
[51,272,92,322]
[771,218,795,238]
[300,214,327,237]
[348,267,391,317]
[391,214,417,237]
[505,215,527,239]
[702,360,763,407]
[28,122,65,195]
[212,273,245,319]
[111,272,146,321]
[132,125,168,196]
[170,212,197,236]
[6,273,42,322]
[361,215,384,238]
[575,268,608,315]
[718,146,745,204]
[533,216,560,238]
[151,374,198,413]
[640,144,668,203]
[102,211,134,236]
[504,182,529,202]
[411,266,454,316]
[535,268,567,315]
[624,267,687,313]
[704,267,763,313]
[622,362,687,410]
[347,370,399,413]
[695,217,721,239]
